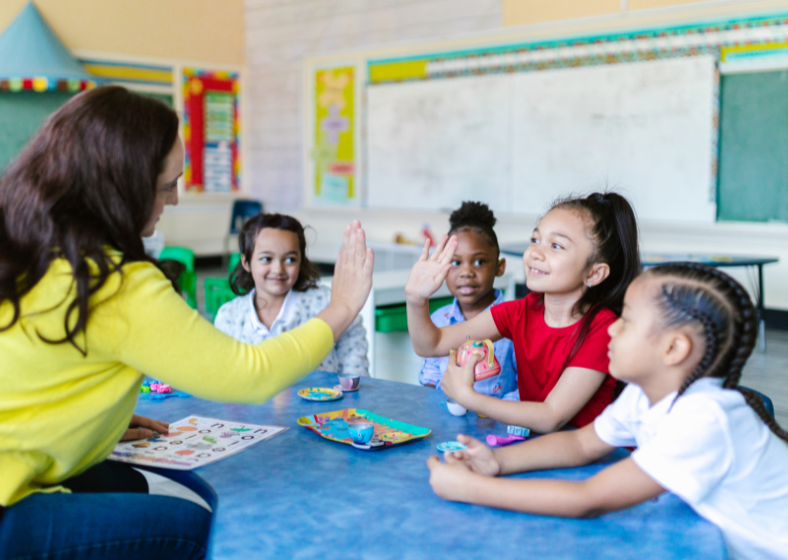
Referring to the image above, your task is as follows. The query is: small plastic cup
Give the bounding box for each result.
[440,398,467,417]
[338,373,360,391]
[347,422,374,445]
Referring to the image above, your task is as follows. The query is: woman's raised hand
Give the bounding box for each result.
[405,235,458,305]
[318,220,375,341]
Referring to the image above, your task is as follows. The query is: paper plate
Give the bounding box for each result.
[297,408,431,451]
[298,387,343,402]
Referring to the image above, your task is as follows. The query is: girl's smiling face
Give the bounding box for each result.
[523,207,609,295]
[242,228,302,299]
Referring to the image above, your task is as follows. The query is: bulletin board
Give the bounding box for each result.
[311,66,357,205]
[183,68,241,193]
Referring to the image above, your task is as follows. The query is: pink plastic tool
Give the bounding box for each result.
[456,340,501,381]
[486,434,526,447]
[486,425,530,447]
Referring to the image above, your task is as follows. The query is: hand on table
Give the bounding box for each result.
[405,235,458,304]
[427,434,501,501]
[120,414,169,441]
[447,434,502,477]
[440,350,481,406]
[427,449,478,502]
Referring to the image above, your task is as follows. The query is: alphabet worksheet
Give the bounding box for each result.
[110,415,286,470]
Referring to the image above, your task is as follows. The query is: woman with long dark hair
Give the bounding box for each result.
[0,86,373,559]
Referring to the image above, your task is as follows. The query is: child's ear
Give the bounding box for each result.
[241,255,252,273]
[496,257,506,277]
[586,262,610,288]
[662,331,694,367]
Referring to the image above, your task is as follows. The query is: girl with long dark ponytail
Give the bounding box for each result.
[427,263,788,560]
[406,191,640,433]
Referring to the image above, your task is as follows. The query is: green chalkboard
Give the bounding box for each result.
[0,91,75,172]
[0,91,173,174]
[718,70,788,222]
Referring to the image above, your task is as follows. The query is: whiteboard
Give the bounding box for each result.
[366,56,717,223]
[366,74,513,213]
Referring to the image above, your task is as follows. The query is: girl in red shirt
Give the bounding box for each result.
[405,193,640,433]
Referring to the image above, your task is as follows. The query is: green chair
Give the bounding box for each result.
[202,252,243,320]
[204,277,237,320]
[228,252,241,274]
[159,246,197,309]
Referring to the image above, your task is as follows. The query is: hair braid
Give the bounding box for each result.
[648,262,788,443]
[737,387,788,441]
[675,305,719,398]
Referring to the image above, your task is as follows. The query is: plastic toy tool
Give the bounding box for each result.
[486,425,531,447]
[456,339,501,381]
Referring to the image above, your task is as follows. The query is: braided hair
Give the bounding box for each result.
[448,201,499,256]
[648,262,788,443]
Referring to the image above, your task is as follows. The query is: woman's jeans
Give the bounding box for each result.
[0,462,211,560]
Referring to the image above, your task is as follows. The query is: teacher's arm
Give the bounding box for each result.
[100,222,373,404]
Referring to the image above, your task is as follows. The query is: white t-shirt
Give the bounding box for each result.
[213,286,369,376]
[594,378,788,560]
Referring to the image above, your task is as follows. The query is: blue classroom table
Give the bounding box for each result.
[135,371,725,560]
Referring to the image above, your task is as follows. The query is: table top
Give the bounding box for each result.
[500,244,778,267]
[135,372,724,560]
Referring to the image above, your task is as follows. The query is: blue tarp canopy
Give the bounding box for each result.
[0,2,95,89]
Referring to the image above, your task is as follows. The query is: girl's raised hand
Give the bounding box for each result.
[449,434,501,477]
[405,235,458,304]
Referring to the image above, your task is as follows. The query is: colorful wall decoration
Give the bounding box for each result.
[183,68,240,193]
[312,66,356,205]
[0,77,95,92]
[80,59,173,89]
[368,14,788,84]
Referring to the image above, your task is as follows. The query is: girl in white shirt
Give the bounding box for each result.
[214,213,369,376]
[427,262,788,560]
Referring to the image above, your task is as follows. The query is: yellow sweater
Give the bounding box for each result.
[0,257,334,506]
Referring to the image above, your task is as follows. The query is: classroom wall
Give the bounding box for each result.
[502,0,738,26]
[239,0,788,313]
[0,0,245,65]
[244,0,502,209]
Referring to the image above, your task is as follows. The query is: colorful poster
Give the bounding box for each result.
[313,66,356,204]
[183,69,241,193]
[109,415,285,470]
